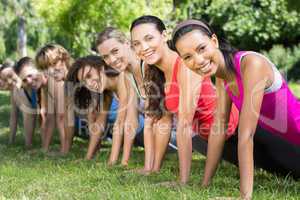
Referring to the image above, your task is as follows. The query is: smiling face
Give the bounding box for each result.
[19,64,44,90]
[175,30,222,77]
[47,60,68,82]
[77,66,106,93]
[97,38,130,72]
[131,23,167,65]
[0,68,22,89]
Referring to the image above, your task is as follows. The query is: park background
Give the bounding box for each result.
[0,0,299,199]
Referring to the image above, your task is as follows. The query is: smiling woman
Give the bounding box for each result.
[130,15,239,180]
[172,19,300,199]
[67,55,141,166]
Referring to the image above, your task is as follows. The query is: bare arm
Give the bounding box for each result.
[9,91,18,144]
[86,93,112,160]
[202,78,232,186]
[238,55,270,199]
[177,64,204,183]
[108,73,128,165]
[122,76,139,165]
[64,92,75,154]
[40,88,47,126]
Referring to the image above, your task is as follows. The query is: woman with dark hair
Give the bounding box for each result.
[64,79,114,160]
[130,15,239,178]
[172,19,300,199]
[67,55,140,166]
[0,58,37,148]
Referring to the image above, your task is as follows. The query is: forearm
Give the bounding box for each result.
[238,133,254,200]
[108,117,125,164]
[86,131,102,160]
[23,113,36,147]
[86,119,105,160]
[143,116,155,170]
[9,94,18,144]
[202,133,226,186]
[64,126,74,153]
[9,109,18,143]
[176,120,193,183]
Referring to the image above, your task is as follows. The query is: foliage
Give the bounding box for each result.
[173,0,300,51]
[33,0,173,57]
[262,44,300,81]
[0,0,50,62]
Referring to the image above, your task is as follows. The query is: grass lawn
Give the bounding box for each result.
[0,90,299,200]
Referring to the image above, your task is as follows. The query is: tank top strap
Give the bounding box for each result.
[140,60,145,79]
[172,56,181,82]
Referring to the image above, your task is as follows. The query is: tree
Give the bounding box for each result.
[173,0,300,51]
[33,0,173,57]
[0,0,50,62]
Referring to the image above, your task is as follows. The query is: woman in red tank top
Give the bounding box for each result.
[130,15,239,182]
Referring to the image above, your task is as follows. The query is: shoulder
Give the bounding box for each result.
[240,52,270,77]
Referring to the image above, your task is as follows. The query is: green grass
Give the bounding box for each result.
[289,82,300,98]
[0,90,299,200]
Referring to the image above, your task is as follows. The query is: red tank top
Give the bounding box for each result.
[164,56,239,140]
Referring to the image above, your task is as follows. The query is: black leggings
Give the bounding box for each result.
[192,126,300,178]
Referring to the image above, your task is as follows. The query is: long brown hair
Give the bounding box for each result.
[130,15,167,120]
[66,55,118,110]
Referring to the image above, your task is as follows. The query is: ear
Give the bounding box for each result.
[211,34,219,49]
[162,30,169,42]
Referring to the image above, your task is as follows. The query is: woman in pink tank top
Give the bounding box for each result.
[130,15,239,185]
[172,19,300,200]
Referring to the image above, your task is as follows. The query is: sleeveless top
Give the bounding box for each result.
[224,51,300,146]
[128,61,146,100]
[24,88,38,109]
[165,56,239,140]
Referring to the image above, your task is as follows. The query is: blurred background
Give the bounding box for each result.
[0,0,299,83]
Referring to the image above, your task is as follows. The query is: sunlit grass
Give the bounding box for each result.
[0,90,299,200]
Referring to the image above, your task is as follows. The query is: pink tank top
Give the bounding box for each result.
[224,51,300,146]
[165,56,239,140]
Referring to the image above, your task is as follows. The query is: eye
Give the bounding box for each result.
[145,35,153,41]
[102,55,108,61]
[112,48,119,55]
[132,41,140,47]
[183,55,192,61]
[196,45,206,53]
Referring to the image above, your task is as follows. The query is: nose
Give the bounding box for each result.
[194,54,206,68]
[108,54,117,65]
[140,41,149,52]
[27,77,33,84]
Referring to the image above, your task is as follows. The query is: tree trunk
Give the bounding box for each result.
[17,15,27,57]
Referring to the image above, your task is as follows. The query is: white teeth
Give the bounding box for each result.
[144,51,153,57]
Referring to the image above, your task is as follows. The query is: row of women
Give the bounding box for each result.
[1,15,300,199]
